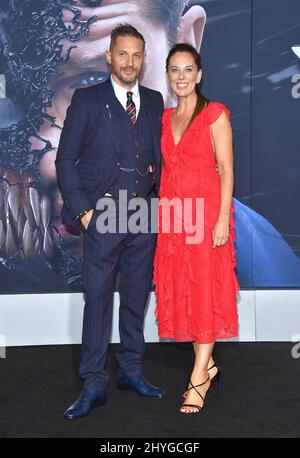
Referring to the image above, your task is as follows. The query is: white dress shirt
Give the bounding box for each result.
[110,75,140,118]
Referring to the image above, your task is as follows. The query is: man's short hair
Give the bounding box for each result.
[110,24,145,51]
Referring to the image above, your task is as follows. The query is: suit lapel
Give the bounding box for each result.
[95,78,122,158]
[140,87,161,165]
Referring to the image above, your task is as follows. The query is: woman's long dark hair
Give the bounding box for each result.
[166,43,209,129]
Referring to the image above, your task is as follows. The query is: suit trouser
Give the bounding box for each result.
[79,200,157,393]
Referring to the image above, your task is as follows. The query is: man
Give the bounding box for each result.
[55,24,165,419]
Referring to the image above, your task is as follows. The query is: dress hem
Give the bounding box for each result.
[158,329,239,344]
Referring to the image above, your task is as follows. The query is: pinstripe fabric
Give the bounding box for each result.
[55,78,164,394]
[55,89,92,218]
[109,97,154,199]
[55,79,163,227]
[80,203,157,391]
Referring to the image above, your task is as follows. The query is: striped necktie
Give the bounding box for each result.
[126,91,137,124]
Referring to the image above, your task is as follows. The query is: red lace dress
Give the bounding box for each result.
[153,102,239,343]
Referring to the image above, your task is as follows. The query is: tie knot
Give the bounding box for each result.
[127,91,133,99]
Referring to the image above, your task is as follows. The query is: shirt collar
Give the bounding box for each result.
[110,75,139,98]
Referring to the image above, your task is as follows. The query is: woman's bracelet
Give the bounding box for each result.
[219,210,230,215]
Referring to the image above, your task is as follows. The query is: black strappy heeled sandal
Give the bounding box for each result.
[180,375,210,414]
[182,362,222,398]
[208,362,222,391]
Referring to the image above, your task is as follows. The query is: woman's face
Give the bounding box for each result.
[167,51,202,99]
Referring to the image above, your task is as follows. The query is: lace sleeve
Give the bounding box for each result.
[204,102,230,125]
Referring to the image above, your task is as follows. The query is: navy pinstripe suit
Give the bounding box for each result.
[55,78,164,393]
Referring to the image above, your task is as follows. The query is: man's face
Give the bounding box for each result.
[106,36,145,89]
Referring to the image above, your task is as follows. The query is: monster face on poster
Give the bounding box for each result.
[0,0,299,293]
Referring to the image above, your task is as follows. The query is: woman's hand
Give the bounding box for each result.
[212,215,229,248]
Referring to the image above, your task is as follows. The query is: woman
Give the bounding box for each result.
[153,43,239,414]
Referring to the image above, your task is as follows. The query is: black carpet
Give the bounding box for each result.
[1,342,300,438]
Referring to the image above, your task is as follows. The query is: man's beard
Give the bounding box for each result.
[114,66,140,85]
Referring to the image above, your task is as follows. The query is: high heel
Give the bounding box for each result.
[208,362,222,392]
[180,375,210,414]
[182,362,222,398]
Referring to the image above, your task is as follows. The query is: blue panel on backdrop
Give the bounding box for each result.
[251,0,300,286]
[200,0,253,286]
[201,0,300,287]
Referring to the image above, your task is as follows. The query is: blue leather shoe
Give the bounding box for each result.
[63,388,106,420]
[116,374,166,398]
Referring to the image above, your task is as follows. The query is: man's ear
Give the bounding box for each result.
[177,5,206,51]
[105,50,112,65]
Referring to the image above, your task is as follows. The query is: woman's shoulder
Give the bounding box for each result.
[163,107,174,115]
[162,107,174,123]
[203,101,230,125]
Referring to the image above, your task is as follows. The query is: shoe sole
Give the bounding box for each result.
[64,399,106,420]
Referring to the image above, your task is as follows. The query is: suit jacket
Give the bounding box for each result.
[55,78,164,230]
